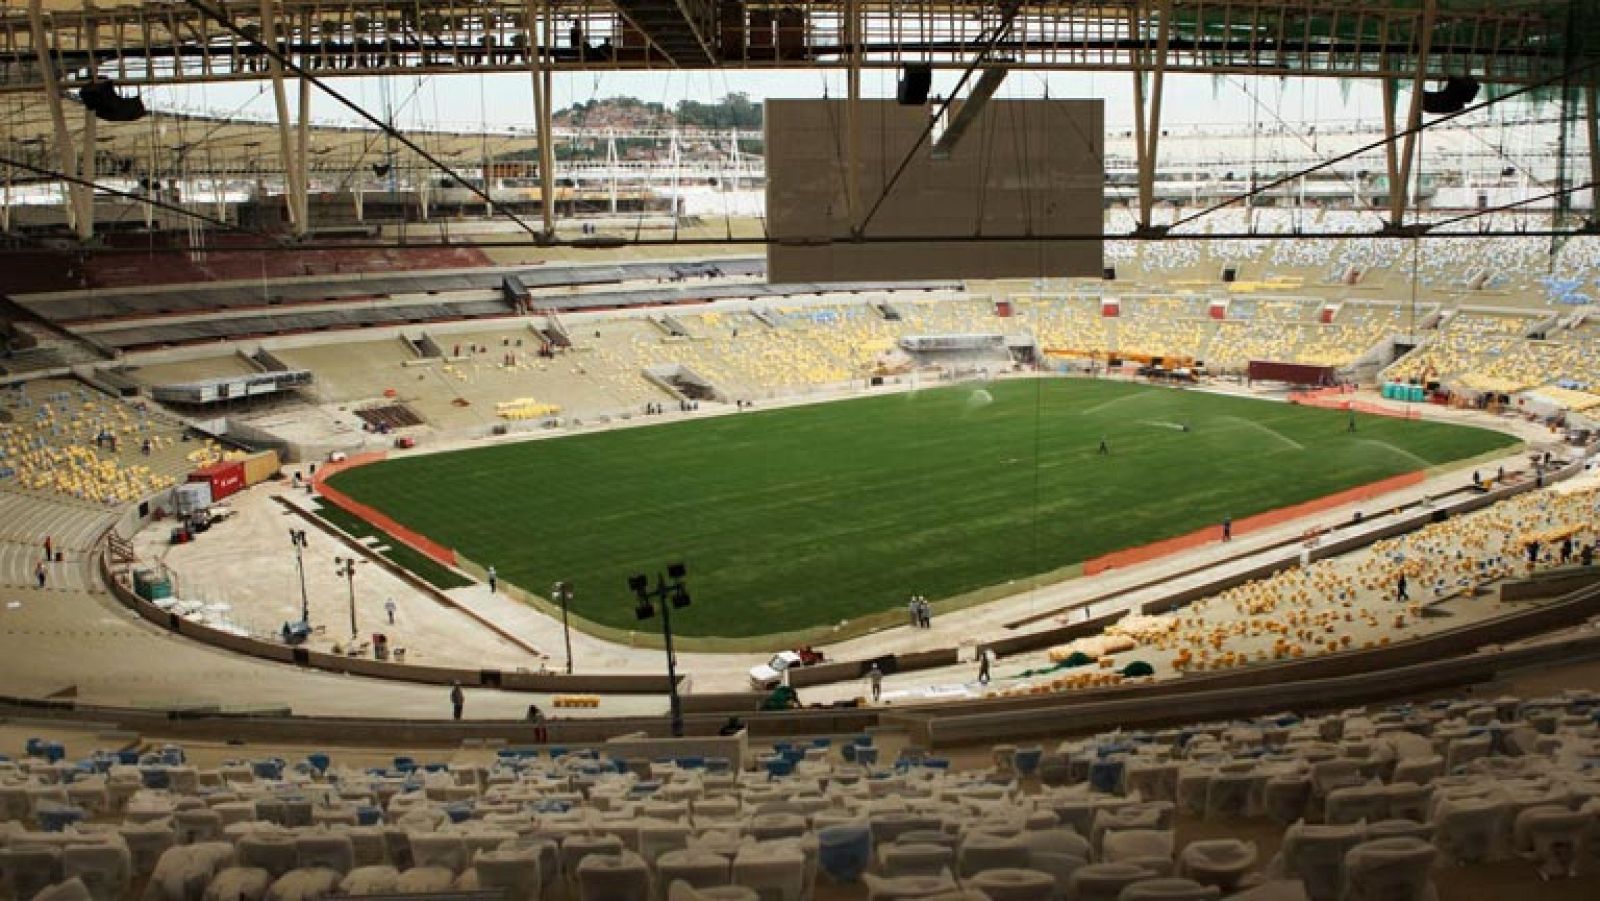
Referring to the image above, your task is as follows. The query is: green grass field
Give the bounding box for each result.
[310,503,474,591]
[328,380,1516,639]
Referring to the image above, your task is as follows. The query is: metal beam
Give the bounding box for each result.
[1588,81,1600,222]
[527,0,556,240]
[28,0,82,235]
[844,0,861,229]
[259,0,302,233]
[931,67,1009,161]
[1393,0,1437,227]
[1128,1,1171,232]
[296,74,312,232]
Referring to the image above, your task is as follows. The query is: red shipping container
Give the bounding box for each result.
[189,460,245,501]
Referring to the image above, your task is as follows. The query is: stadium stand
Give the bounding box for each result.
[5,682,1600,901]
[1381,309,1597,394]
[0,380,206,505]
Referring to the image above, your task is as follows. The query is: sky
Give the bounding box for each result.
[150,69,1412,135]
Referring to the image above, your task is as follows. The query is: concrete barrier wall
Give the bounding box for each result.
[101,545,673,694]
[789,661,862,688]
[909,581,1600,745]
[605,732,749,770]
[918,632,1600,747]
[681,693,769,714]
[1500,567,1600,602]
[788,647,962,688]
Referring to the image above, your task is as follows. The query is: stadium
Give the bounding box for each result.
[1,1,1600,899]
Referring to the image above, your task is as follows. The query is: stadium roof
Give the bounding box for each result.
[0,1,1592,90]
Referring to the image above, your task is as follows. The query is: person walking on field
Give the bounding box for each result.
[977,647,992,685]
[487,566,497,594]
[1098,436,1110,456]
[385,598,397,625]
[867,664,883,702]
[1347,410,1357,433]
[1222,516,1232,542]
[919,597,932,628]
[907,596,919,628]
[35,560,46,589]
[450,681,465,720]
[1396,573,1409,602]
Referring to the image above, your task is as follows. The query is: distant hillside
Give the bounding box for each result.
[501,94,762,162]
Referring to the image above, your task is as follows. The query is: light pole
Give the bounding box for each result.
[289,528,310,625]
[334,556,359,639]
[628,563,689,737]
[552,580,575,674]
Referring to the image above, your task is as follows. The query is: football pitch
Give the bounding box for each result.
[328,380,1517,639]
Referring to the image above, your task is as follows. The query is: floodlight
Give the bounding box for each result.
[667,562,687,580]
[627,573,649,595]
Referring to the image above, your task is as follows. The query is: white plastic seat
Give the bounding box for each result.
[862,871,959,901]
[394,866,456,892]
[1068,862,1155,901]
[958,831,1031,877]
[1513,805,1592,879]
[237,833,299,878]
[1272,821,1365,901]
[34,878,93,901]
[1308,760,1363,800]
[578,850,651,901]
[1341,837,1436,901]
[563,834,627,887]
[1117,877,1221,900]
[1364,820,1433,843]
[896,830,959,852]
[1102,830,1175,865]
[1046,799,1097,838]
[1,845,62,900]
[175,809,225,845]
[881,843,953,878]
[344,828,388,869]
[265,867,341,901]
[1389,756,1443,786]
[212,802,259,827]
[147,843,236,901]
[731,841,805,901]
[1124,763,1179,804]
[1324,785,1387,826]
[1092,806,1165,855]
[748,813,807,841]
[1258,774,1309,826]
[66,781,110,816]
[470,844,543,901]
[61,841,132,901]
[1177,839,1256,892]
[1432,796,1509,865]
[695,799,742,823]
[966,866,1056,901]
[658,848,731,895]
[668,882,760,901]
[337,865,400,896]
[1021,827,1089,861]
[119,821,176,879]
[206,866,274,900]
[1203,772,1253,820]
[1443,735,1491,772]
[291,834,352,875]
[1380,784,1431,824]
[641,823,695,866]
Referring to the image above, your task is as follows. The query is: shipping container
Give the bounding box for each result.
[241,450,281,487]
[172,481,212,516]
[188,460,245,501]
